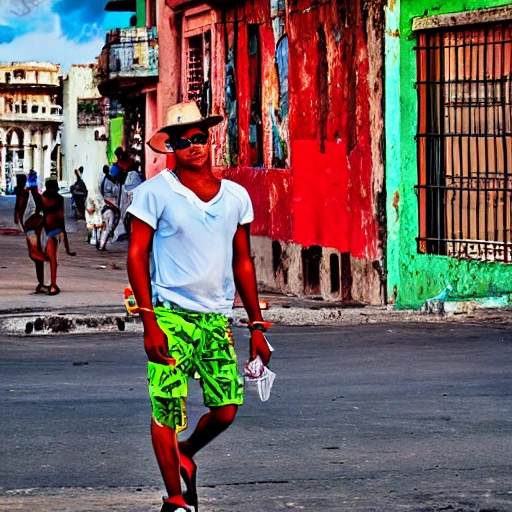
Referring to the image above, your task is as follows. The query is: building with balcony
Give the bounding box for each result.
[97,26,159,96]
[0,62,63,192]
[96,0,159,178]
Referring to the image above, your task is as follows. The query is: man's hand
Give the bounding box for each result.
[250,330,272,366]
[142,314,174,365]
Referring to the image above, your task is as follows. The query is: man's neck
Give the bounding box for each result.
[174,164,221,202]
[175,164,218,183]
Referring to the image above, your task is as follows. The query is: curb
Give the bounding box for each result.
[2,303,512,336]
[0,313,131,336]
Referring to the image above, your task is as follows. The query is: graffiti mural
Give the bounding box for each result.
[225,24,239,167]
[270,0,289,168]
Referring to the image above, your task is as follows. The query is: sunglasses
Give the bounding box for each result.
[167,132,208,151]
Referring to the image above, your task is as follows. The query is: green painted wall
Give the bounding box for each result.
[108,116,125,164]
[136,0,146,27]
[386,0,512,309]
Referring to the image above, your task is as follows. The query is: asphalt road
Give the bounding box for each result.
[0,324,511,512]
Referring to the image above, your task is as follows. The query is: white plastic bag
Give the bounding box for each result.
[244,356,276,402]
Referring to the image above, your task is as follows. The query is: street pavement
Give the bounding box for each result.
[0,324,511,511]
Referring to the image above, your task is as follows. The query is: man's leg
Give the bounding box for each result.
[179,405,237,461]
[26,225,48,293]
[177,405,237,510]
[34,260,45,292]
[45,237,60,294]
[181,313,242,463]
[147,307,192,509]
[151,419,189,508]
[179,315,243,483]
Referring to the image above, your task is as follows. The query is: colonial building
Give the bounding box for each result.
[0,62,63,191]
[96,0,159,176]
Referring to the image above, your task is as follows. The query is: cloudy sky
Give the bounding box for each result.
[0,0,131,73]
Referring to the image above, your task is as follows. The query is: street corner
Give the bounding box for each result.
[0,313,142,336]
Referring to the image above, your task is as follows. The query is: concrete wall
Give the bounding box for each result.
[227,1,386,304]
[386,1,512,308]
[62,64,108,192]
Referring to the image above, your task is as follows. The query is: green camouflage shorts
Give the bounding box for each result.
[147,306,244,432]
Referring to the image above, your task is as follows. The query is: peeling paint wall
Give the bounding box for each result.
[221,0,387,304]
[387,0,512,309]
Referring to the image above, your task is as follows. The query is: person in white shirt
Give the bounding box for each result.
[127,102,271,512]
[97,165,121,250]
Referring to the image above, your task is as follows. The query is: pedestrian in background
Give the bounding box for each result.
[120,164,142,235]
[14,173,47,293]
[70,168,88,220]
[85,190,105,247]
[98,165,120,250]
[30,179,76,295]
[27,169,39,189]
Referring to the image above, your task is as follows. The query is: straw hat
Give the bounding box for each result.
[147,101,223,154]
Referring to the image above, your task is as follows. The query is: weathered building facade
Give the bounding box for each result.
[96,0,159,174]
[62,64,109,189]
[385,1,512,308]
[0,62,63,191]
[142,0,387,305]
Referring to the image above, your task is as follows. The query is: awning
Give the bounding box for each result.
[105,0,136,12]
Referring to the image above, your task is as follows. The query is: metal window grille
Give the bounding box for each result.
[415,22,512,263]
[186,32,211,116]
[187,36,204,105]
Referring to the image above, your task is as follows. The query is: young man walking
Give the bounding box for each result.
[127,102,271,512]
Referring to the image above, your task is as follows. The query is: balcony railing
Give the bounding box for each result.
[0,105,63,123]
[97,27,158,83]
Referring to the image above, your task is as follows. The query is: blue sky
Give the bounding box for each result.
[0,0,131,73]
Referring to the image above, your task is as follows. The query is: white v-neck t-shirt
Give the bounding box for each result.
[127,169,254,314]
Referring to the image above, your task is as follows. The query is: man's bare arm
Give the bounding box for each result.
[14,193,26,225]
[232,223,271,365]
[127,217,154,310]
[29,186,43,213]
[128,217,172,365]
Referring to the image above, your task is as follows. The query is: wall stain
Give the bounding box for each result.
[392,190,400,221]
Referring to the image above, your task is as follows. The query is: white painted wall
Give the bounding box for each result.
[62,65,108,193]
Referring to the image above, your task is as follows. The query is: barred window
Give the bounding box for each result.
[416,22,512,263]
[185,31,211,117]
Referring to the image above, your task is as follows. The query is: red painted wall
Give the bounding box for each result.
[223,0,382,260]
